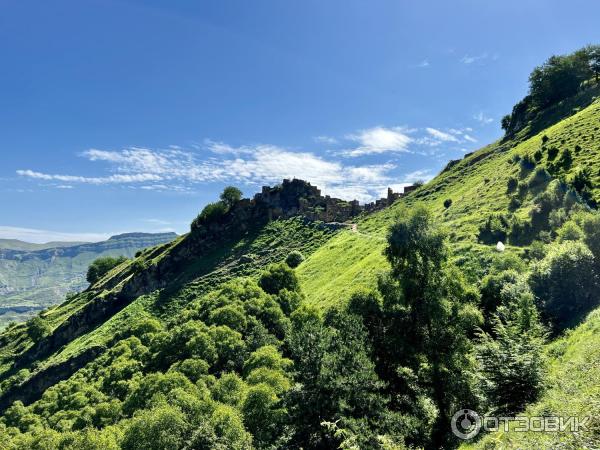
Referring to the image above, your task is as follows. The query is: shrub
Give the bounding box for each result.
[558,148,573,169]
[530,241,599,331]
[557,221,584,242]
[508,196,521,211]
[443,198,453,209]
[220,186,243,208]
[285,250,305,268]
[478,214,510,244]
[476,294,546,415]
[196,201,228,225]
[571,167,593,194]
[86,256,127,285]
[122,405,189,450]
[506,177,519,193]
[259,263,300,295]
[508,218,534,246]
[27,317,51,343]
[547,146,559,161]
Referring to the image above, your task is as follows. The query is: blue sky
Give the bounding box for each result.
[2,0,599,242]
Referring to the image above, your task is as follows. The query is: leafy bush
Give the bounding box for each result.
[258,263,299,295]
[220,186,243,208]
[547,146,559,160]
[506,177,519,193]
[530,241,599,331]
[195,201,228,226]
[285,250,305,268]
[443,198,452,209]
[478,214,510,244]
[27,316,51,343]
[86,256,127,285]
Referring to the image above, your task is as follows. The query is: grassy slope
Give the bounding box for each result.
[0,218,337,380]
[299,96,600,308]
[461,308,600,449]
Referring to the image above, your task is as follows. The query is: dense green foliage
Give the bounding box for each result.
[284,250,304,268]
[86,256,128,285]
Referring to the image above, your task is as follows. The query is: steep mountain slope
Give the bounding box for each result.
[0,233,177,328]
[299,89,600,307]
[0,81,598,447]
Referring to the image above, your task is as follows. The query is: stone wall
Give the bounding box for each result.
[253,178,414,223]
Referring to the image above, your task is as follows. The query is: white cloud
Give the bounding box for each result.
[426,128,459,142]
[416,59,430,68]
[0,225,111,244]
[403,169,433,183]
[460,53,488,65]
[342,126,412,157]
[314,135,338,144]
[17,144,400,202]
[204,139,253,155]
[463,134,478,143]
[473,111,494,125]
[16,169,161,184]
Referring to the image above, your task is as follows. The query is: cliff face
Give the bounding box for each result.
[0,232,178,328]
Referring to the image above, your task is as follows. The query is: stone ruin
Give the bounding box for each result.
[253,178,415,223]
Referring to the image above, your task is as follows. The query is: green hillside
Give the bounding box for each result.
[0,233,177,328]
[0,47,599,449]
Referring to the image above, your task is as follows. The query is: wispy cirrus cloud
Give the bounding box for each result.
[314,135,338,145]
[17,144,401,203]
[16,169,162,184]
[425,127,459,143]
[460,52,499,65]
[473,111,494,125]
[0,225,112,243]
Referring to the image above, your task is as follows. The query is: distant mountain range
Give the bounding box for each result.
[0,232,177,327]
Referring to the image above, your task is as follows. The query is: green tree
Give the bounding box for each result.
[258,263,300,295]
[528,49,591,108]
[530,240,599,331]
[122,404,190,450]
[86,256,127,285]
[286,306,388,448]
[27,316,51,343]
[380,206,481,448]
[476,285,546,415]
[589,45,600,82]
[220,186,243,207]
